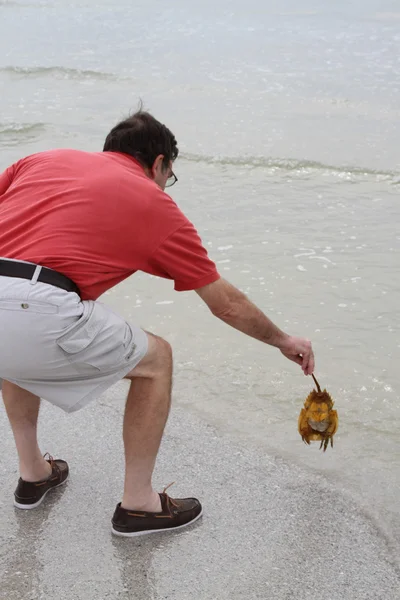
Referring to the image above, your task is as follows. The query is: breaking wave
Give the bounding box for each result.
[0,122,47,146]
[181,153,400,183]
[0,65,119,81]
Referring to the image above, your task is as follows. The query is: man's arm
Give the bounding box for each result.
[196,278,314,375]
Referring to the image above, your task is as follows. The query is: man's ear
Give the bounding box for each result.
[151,154,165,178]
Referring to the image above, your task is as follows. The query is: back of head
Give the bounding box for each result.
[103,111,179,170]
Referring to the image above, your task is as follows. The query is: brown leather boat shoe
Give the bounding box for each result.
[111,487,203,537]
[14,455,69,510]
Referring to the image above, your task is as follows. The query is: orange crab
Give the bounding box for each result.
[298,374,338,451]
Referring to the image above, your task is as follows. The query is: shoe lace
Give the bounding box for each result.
[162,482,179,509]
[43,453,59,475]
[43,452,54,464]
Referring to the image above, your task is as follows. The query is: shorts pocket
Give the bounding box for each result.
[0,299,58,314]
[56,300,136,373]
[56,301,105,354]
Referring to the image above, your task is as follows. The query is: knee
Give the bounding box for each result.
[153,336,173,371]
[125,333,173,380]
[143,335,172,381]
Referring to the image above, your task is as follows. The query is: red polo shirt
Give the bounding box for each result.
[0,149,220,300]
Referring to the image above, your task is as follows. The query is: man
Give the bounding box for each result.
[0,111,314,537]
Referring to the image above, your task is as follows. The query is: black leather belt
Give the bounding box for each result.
[0,259,80,296]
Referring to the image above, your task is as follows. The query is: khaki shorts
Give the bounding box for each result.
[0,275,148,413]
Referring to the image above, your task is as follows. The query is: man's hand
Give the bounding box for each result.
[278,336,314,376]
[196,278,315,375]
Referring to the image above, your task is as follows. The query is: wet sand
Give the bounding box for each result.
[1,381,399,600]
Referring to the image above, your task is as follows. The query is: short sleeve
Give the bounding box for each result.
[147,222,220,291]
[0,165,14,197]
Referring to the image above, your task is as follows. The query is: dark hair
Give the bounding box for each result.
[103,110,178,170]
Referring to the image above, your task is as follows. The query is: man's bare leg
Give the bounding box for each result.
[2,332,173,509]
[2,380,52,482]
[121,333,173,513]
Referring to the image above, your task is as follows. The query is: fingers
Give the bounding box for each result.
[280,350,303,366]
[279,336,315,375]
[301,342,315,376]
[292,354,303,366]
[307,350,315,375]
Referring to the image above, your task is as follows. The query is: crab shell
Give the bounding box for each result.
[298,388,339,452]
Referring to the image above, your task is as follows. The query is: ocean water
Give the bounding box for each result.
[1,0,399,554]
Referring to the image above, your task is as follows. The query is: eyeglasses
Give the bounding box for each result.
[165,171,178,188]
